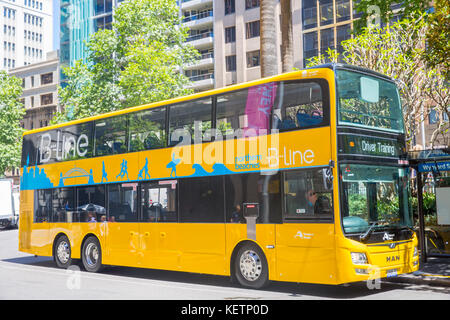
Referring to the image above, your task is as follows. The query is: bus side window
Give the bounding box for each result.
[273,81,325,131]
[108,183,138,222]
[216,83,277,138]
[94,115,128,157]
[168,98,212,146]
[141,181,177,222]
[34,189,52,222]
[283,168,333,221]
[129,107,167,152]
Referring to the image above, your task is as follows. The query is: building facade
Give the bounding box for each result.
[9,49,60,130]
[0,0,53,71]
[7,49,59,184]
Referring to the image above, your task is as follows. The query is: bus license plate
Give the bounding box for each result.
[386,269,398,278]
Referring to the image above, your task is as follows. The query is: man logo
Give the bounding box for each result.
[383,232,394,241]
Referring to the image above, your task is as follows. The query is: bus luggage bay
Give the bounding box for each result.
[18,64,419,288]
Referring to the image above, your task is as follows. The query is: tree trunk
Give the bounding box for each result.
[260,0,278,77]
[280,0,293,72]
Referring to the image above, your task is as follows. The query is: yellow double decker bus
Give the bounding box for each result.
[18,64,419,288]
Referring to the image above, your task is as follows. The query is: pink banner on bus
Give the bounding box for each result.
[243,82,278,137]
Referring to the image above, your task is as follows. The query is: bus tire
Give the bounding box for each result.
[233,242,269,289]
[81,236,103,273]
[54,235,72,269]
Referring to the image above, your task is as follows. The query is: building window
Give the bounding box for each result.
[302,0,317,29]
[224,26,236,43]
[245,20,260,39]
[303,31,318,66]
[320,28,335,55]
[336,0,351,22]
[94,14,112,31]
[246,50,260,68]
[337,24,351,54]
[224,0,235,15]
[225,55,236,72]
[40,93,53,106]
[319,0,334,26]
[245,0,259,10]
[41,72,53,85]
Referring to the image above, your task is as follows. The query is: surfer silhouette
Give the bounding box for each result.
[167,153,180,177]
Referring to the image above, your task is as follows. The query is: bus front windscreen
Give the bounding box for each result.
[336,69,404,133]
[340,164,413,235]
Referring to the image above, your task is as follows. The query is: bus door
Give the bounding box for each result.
[275,167,337,284]
[105,183,140,267]
[140,180,179,270]
[32,189,51,255]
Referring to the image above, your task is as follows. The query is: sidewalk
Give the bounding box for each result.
[386,257,450,287]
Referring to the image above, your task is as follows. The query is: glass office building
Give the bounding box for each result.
[60,0,117,83]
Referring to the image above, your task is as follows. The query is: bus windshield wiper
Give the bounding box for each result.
[360,220,385,242]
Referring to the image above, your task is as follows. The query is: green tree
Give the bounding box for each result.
[353,0,431,34]
[0,71,25,175]
[306,13,450,150]
[424,0,450,81]
[54,0,199,124]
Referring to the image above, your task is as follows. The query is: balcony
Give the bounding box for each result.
[180,0,213,11]
[186,73,214,90]
[182,10,213,29]
[185,32,214,49]
[184,52,214,70]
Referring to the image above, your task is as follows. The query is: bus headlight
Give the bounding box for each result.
[413,246,418,257]
[351,252,368,264]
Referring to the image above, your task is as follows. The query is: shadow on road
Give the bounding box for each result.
[1,255,421,299]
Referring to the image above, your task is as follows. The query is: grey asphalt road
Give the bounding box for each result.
[0,228,449,300]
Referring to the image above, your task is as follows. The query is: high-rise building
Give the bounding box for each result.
[60,0,123,82]
[0,0,53,71]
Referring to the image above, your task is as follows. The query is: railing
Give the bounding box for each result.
[182,10,213,23]
[189,73,214,82]
[185,31,213,42]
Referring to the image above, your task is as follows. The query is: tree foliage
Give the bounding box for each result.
[0,71,25,175]
[353,0,431,33]
[54,0,199,124]
[306,13,449,150]
[424,0,450,81]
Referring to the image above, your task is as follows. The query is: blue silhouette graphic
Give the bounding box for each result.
[166,153,181,177]
[211,163,234,175]
[186,163,236,178]
[88,169,95,184]
[20,155,53,190]
[190,163,210,177]
[116,159,129,180]
[101,161,108,183]
[138,158,151,180]
[57,166,94,186]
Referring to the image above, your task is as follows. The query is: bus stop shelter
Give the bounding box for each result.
[409,148,450,263]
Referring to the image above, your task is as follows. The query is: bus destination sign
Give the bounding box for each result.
[338,135,404,158]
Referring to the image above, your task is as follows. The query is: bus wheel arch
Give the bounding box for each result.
[53,232,72,269]
[80,234,103,273]
[230,240,269,289]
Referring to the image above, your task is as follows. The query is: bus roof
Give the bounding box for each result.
[23,64,391,136]
[308,63,394,82]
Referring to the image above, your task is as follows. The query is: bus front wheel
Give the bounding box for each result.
[81,236,103,273]
[233,242,269,289]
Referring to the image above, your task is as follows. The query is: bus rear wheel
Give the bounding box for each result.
[81,236,103,273]
[233,242,269,289]
[54,235,72,269]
